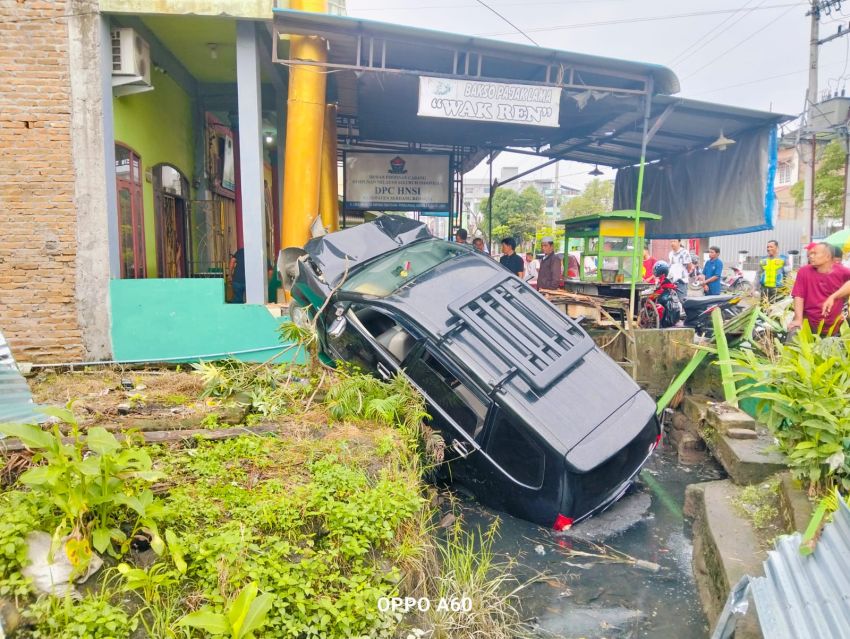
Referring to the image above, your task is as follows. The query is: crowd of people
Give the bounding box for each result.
[456,227,850,336]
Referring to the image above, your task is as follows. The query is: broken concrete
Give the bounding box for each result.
[685,480,764,639]
[707,428,787,485]
[682,393,714,424]
[705,403,756,435]
[664,409,708,463]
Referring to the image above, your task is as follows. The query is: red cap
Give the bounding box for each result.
[805,242,817,250]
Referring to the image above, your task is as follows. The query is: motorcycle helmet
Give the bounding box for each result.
[653,260,670,278]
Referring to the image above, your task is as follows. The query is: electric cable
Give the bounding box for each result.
[682,4,801,80]
[473,0,540,46]
[474,4,805,37]
[668,0,767,67]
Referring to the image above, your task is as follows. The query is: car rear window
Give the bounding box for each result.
[341,239,467,297]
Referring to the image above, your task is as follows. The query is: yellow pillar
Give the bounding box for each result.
[319,103,339,233]
[281,0,328,253]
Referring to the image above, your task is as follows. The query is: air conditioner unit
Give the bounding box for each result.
[111,28,153,97]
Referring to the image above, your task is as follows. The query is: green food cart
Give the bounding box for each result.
[557,209,662,285]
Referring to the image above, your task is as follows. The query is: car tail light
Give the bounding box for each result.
[655,433,662,448]
[553,514,573,531]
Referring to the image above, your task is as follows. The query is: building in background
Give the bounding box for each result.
[462,166,579,236]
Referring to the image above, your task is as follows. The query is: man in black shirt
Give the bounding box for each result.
[499,237,524,278]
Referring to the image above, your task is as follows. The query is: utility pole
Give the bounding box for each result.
[803,0,849,239]
[803,0,820,243]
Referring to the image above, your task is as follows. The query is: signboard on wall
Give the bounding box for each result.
[344,152,451,211]
[417,76,561,128]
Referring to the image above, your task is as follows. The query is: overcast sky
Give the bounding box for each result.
[346,0,850,187]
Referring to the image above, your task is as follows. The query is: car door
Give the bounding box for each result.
[321,303,384,374]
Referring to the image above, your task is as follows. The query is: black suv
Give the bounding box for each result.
[289,215,659,530]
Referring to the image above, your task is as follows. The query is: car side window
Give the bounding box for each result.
[325,306,381,373]
[350,306,418,364]
[405,349,488,437]
[486,409,545,488]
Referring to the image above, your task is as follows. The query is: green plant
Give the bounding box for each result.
[115,560,184,638]
[733,322,850,492]
[0,490,55,597]
[193,360,315,417]
[178,582,275,639]
[732,480,782,537]
[426,520,531,639]
[0,408,164,572]
[24,591,136,639]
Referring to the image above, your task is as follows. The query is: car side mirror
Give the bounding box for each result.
[328,316,347,338]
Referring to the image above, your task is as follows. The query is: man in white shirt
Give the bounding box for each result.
[524,252,540,282]
[668,239,691,304]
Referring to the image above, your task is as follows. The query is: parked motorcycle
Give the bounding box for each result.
[639,263,743,335]
[721,266,754,295]
[680,295,743,335]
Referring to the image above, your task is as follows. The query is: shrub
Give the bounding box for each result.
[734,323,850,492]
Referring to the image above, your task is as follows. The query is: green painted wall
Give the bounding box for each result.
[110,279,299,363]
[113,68,195,278]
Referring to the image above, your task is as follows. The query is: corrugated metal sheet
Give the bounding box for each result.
[750,497,850,639]
[0,330,43,427]
[713,497,850,639]
[709,218,838,269]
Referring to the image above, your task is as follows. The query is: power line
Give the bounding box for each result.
[353,0,630,10]
[474,4,805,37]
[682,4,801,80]
[668,0,767,66]
[473,0,540,46]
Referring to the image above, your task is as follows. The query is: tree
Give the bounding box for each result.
[789,139,847,221]
[560,179,614,218]
[479,186,546,247]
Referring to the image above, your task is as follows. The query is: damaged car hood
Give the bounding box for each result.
[304,215,433,287]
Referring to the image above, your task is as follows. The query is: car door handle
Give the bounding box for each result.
[376,361,391,380]
[450,439,471,458]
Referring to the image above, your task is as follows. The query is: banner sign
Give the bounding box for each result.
[344,152,451,211]
[417,76,561,128]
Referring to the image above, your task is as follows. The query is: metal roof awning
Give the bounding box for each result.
[273,9,791,172]
[545,96,792,168]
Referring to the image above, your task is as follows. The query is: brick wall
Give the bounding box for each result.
[0,0,84,363]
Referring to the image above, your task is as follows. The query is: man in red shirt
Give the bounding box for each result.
[790,242,850,334]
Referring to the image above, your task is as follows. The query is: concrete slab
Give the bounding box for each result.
[706,403,756,434]
[710,429,787,485]
[727,428,758,440]
[682,394,714,423]
[685,480,764,639]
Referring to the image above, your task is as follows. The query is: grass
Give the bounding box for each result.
[2,363,529,639]
[732,478,785,544]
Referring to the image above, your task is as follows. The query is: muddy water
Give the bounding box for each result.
[460,446,725,638]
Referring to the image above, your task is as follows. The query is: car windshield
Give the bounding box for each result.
[341,239,467,297]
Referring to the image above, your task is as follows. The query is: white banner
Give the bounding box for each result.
[417,76,561,128]
[344,152,451,211]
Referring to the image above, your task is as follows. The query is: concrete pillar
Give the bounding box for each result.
[236,20,267,304]
[68,6,114,359]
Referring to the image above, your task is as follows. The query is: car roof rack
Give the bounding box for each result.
[447,276,594,392]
